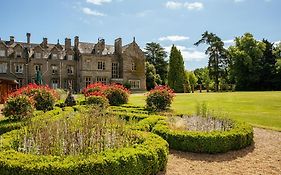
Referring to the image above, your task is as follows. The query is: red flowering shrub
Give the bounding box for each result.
[82,83,130,106]
[3,95,34,120]
[9,84,58,111]
[104,84,130,106]
[146,85,175,111]
[82,82,108,97]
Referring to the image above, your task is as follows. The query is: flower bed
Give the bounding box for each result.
[0,106,168,175]
[152,117,253,154]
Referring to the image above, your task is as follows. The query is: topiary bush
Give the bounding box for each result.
[8,84,58,112]
[2,95,34,121]
[86,95,109,108]
[104,84,130,106]
[146,86,175,111]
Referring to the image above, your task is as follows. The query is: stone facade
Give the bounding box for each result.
[0,34,146,92]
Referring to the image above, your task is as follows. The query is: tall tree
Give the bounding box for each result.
[228,33,265,90]
[168,45,186,92]
[144,42,168,84]
[260,39,277,90]
[145,62,161,90]
[194,31,228,91]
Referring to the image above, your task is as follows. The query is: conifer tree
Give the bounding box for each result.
[168,45,186,92]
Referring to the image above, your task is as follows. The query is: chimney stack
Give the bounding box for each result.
[115,38,122,55]
[74,36,79,48]
[65,38,71,50]
[41,37,48,48]
[26,33,31,44]
[9,36,15,45]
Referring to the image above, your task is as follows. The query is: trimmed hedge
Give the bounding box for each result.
[152,119,254,154]
[0,131,168,175]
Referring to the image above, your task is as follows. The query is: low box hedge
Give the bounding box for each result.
[152,119,254,154]
[0,130,168,175]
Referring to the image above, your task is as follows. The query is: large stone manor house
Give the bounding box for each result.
[0,33,146,99]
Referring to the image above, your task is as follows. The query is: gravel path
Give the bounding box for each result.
[159,128,281,175]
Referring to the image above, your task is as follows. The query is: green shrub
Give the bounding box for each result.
[2,95,34,121]
[152,119,253,154]
[33,90,56,111]
[0,131,168,175]
[86,96,109,108]
[105,85,129,106]
[146,86,175,111]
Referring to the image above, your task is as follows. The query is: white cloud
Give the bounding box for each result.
[164,45,207,61]
[223,39,234,44]
[82,7,106,16]
[165,1,182,9]
[234,0,245,2]
[184,2,204,10]
[159,35,190,42]
[86,0,111,5]
[165,1,204,10]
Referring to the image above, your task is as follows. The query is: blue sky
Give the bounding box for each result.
[1,0,280,70]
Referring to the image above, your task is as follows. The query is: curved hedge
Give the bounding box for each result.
[152,119,253,154]
[0,128,168,175]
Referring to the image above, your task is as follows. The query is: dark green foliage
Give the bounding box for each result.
[195,31,228,91]
[3,95,34,121]
[144,42,168,85]
[64,93,76,107]
[152,119,253,154]
[86,96,109,108]
[145,62,162,90]
[33,91,56,111]
[105,87,129,106]
[167,45,186,93]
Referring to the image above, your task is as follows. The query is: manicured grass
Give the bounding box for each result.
[129,92,281,131]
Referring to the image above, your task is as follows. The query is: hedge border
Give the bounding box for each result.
[152,118,254,154]
[0,130,168,175]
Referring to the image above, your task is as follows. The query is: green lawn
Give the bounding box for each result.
[129,92,281,131]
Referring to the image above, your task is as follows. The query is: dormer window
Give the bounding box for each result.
[0,49,5,57]
[67,55,73,61]
[35,52,41,59]
[52,53,58,59]
[15,64,24,73]
[16,51,22,58]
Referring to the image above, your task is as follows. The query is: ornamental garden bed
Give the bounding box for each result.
[0,84,254,174]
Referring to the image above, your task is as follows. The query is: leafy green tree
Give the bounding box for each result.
[144,42,168,84]
[228,33,265,90]
[185,71,198,93]
[168,45,186,92]
[195,31,228,91]
[145,62,161,90]
[259,39,277,90]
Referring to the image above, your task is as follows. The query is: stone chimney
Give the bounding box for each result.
[115,38,122,55]
[26,33,31,44]
[65,38,71,50]
[41,38,48,48]
[74,36,79,48]
[9,36,15,45]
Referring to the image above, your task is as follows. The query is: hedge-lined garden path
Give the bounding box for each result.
[159,128,281,175]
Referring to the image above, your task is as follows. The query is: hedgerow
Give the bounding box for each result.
[152,119,253,154]
[0,131,168,175]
